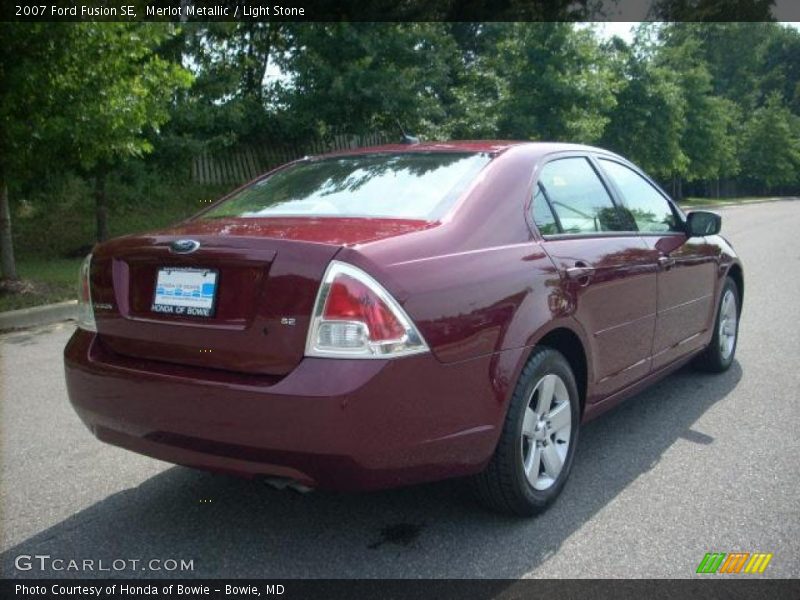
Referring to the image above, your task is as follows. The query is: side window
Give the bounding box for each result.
[532,184,560,235]
[538,157,631,234]
[599,159,679,233]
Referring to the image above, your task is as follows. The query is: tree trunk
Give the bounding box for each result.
[243,22,278,104]
[243,23,262,102]
[94,171,109,242]
[258,22,279,98]
[0,176,18,281]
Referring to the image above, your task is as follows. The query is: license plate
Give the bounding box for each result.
[151,268,218,318]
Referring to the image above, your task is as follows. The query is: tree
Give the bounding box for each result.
[429,23,506,139]
[273,23,459,139]
[761,24,800,115]
[168,22,288,149]
[0,23,74,280]
[740,93,800,190]
[50,24,192,241]
[0,179,14,280]
[680,23,771,114]
[0,23,191,267]
[664,23,799,115]
[601,34,688,180]
[489,23,620,143]
[656,25,741,194]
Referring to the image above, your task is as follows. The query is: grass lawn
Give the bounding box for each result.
[0,257,82,312]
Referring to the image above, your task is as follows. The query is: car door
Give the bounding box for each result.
[532,155,659,400]
[596,158,719,371]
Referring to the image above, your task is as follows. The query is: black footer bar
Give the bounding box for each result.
[3,579,800,600]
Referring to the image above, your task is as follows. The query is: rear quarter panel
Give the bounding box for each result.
[342,145,580,367]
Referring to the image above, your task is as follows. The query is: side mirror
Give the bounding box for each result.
[685,211,721,237]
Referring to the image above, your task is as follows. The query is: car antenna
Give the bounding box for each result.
[396,119,420,145]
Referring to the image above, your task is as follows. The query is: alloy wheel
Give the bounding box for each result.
[719,289,738,360]
[521,373,572,490]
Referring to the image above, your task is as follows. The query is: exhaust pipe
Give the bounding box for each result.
[263,476,313,494]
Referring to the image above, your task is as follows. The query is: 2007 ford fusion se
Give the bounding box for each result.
[65,141,743,515]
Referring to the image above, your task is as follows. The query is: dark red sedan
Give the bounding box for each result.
[64,141,742,515]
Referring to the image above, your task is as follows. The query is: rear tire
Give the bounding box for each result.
[471,347,580,516]
[693,276,740,373]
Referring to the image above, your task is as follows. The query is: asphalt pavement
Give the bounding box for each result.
[1,200,798,579]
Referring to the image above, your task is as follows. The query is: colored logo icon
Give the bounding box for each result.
[696,552,773,574]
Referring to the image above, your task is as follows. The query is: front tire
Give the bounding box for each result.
[471,347,580,516]
[693,276,740,373]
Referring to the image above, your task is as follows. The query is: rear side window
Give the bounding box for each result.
[536,157,632,234]
[599,159,680,233]
[202,152,491,221]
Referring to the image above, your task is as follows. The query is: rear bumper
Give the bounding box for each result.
[64,329,513,491]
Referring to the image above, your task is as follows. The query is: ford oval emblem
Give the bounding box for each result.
[170,239,200,254]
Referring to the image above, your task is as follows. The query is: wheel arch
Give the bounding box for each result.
[532,327,589,415]
[726,263,744,312]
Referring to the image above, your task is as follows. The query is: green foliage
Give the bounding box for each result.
[761,24,800,114]
[157,21,800,193]
[12,20,800,305]
[657,25,742,181]
[740,93,800,189]
[490,23,619,142]
[273,23,459,139]
[54,24,193,171]
[601,34,688,179]
[0,23,192,179]
[166,22,288,150]
[680,23,773,112]
[5,21,800,279]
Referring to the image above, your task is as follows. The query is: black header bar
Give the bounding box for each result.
[3,0,799,22]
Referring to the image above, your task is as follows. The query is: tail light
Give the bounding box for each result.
[305,261,428,358]
[77,253,96,332]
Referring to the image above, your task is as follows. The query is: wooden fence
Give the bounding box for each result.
[191,132,392,186]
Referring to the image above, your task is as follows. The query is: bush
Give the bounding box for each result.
[12,163,231,260]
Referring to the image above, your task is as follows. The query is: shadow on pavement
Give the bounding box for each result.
[1,361,742,579]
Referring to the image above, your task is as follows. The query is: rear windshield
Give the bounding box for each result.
[202,152,491,221]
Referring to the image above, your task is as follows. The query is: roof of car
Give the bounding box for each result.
[318,140,609,158]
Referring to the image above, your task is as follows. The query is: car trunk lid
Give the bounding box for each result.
[90,217,432,375]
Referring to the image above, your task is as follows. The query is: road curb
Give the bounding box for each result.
[0,300,77,331]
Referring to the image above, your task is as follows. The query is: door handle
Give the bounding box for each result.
[565,262,595,284]
[658,255,675,270]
